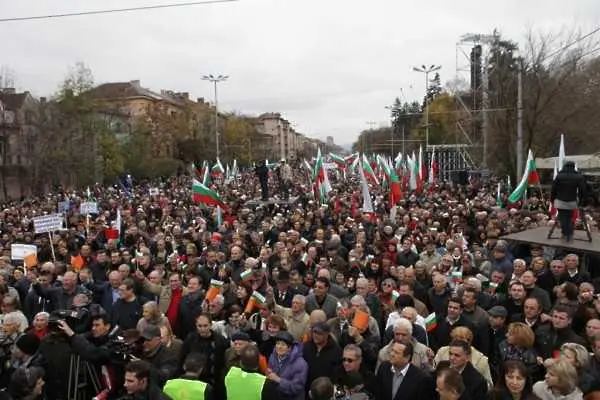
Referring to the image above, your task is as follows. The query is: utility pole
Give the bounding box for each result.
[516,57,524,178]
[201,74,229,159]
[482,57,489,167]
[412,65,441,148]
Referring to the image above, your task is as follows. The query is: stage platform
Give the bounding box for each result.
[501,227,600,254]
[244,196,300,208]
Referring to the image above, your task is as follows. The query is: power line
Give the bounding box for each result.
[0,0,239,23]
[542,26,600,62]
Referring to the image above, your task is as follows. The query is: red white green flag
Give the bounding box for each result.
[362,154,379,185]
[508,149,539,203]
[425,312,437,332]
[378,156,402,207]
[329,153,346,169]
[192,179,227,209]
[313,148,331,203]
[211,158,225,177]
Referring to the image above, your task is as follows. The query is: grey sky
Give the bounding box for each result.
[0,0,598,147]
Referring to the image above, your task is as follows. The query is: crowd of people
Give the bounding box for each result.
[0,158,598,400]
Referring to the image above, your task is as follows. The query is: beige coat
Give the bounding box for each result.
[434,346,493,389]
[274,304,310,341]
[143,280,189,315]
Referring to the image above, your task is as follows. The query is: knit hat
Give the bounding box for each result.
[16,334,40,355]
[230,331,250,342]
[275,331,294,346]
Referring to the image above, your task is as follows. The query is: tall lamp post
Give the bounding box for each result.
[201,74,228,159]
[412,65,441,147]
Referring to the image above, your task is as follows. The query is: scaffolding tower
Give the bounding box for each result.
[424,144,474,182]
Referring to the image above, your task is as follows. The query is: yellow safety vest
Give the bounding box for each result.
[224,366,266,400]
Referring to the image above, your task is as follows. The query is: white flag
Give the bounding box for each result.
[358,159,374,213]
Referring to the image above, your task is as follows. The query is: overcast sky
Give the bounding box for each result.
[0,0,598,147]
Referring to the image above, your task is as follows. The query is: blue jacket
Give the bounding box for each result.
[268,343,308,400]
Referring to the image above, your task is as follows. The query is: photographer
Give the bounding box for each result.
[138,325,178,388]
[57,314,113,365]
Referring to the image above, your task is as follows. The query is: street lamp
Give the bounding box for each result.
[201,74,229,159]
[412,64,441,147]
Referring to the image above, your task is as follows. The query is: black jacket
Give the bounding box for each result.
[551,163,587,204]
[176,291,205,339]
[180,332,230,384]
[302,336,342,388]
[438,361,487,400]
[143,344,179,388]
[375,362,434,400]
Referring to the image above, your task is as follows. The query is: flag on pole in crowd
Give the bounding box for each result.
[417,145,425,191]
[425,312,438,332]
[508,149,539,203]
[192,162,202,180]
[313,148,331,203]
[496,182,504,208]
[362,154,379,185]
[225,164,231,182]
[192,179,227,209]
[379,156,402,207]
[558,134,566,169]
[344,152,359,166]
[358,159,374,213]
[429,148,438,183]
[240,269,253,283]
[216,205,223,226]
[329,153,346,169]
[211,158,225,177]
[231,159,238,180]
[408,153,418,191]
[394,152,403,170]
[202,162,211,186]
[86,186,93,201]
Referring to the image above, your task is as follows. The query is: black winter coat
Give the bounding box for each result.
[551,163,587,204]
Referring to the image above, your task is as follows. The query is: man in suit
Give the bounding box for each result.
[375,341,434,400]
[430,297,475,351]
[273,270,295,308]
[437,339,487,400]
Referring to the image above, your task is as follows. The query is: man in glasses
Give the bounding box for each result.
[336,344,375,397]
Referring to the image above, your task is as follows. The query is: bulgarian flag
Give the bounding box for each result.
[192,179,227,209]
[240,269,253,283]
[391,290,400,303]
[380,156,402,207]
[211,158,225,177]
[425,312,438,332]
[202,162,211,186]
[192,162,203,180]
[303,159,313,173]
[496,182,504,208]
[450,269,463,284]
[429,148,438,183]
[344,152,359,166]
[358,159,374,213]
[245,291,267,314]
[549,159,558,217]
[417,145,425,192]
[329,153,346,169]
[313,148,332,203]
[362,154,379,185]
[508,149,539,203]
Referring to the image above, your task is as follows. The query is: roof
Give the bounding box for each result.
[0,92,29,110]
[536,154,600,170]
[86,81,183,106]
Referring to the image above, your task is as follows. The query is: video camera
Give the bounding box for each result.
[105,326,143,364]
[48,308,89,333]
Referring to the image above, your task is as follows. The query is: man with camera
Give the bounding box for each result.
[137,324,178,388]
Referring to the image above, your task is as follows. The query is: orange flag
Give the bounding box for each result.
[24,253,38,268]
[71,255,85,272]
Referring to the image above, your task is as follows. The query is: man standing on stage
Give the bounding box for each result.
[278,159,292,200]
[551,161,587,242]
[255,160,270,201]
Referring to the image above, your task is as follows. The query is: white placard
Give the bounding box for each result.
[11,244,37,260]
[149,188,159,196]
[33,214,64,234]
[80,201,98,215]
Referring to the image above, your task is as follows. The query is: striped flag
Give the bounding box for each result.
[425,312,437,332]
[508,149,539,203]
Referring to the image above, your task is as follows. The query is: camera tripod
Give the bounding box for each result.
[547,207,593,243]
[67,354,103,400]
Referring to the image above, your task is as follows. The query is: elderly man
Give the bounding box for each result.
[274,294,310,341]
[376,318,433,372]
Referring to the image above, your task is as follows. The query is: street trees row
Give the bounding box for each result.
[352,27,600,179]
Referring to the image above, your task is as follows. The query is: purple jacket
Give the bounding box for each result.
[268,342,308,400]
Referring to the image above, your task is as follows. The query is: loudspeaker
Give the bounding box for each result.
[458,170,469,185]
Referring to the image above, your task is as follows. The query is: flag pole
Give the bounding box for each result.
[48,232,56,262]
